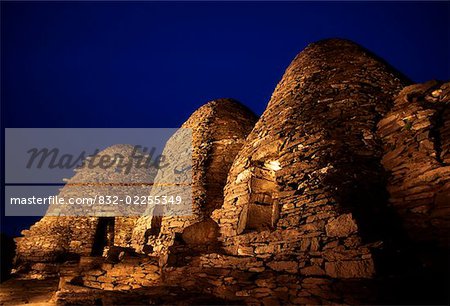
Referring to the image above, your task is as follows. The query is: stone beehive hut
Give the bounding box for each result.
[132,99,257,264]
[212,38,409,278]
[15,144,157,268]
[10,39,449,305]
[378,80,450,247]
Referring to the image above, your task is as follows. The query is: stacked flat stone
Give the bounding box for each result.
[212,38,408,278]
[131,99,257,264]
[12,39,449,305]
[377,80,450,247]
[78,255,160,291]
[15,145,157,267]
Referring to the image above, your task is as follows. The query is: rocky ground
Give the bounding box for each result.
[0,277,58,306]
[0,278,235,306]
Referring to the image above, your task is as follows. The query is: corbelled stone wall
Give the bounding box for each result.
[212,38,409,279]
[377,80,449,248]
[15,216,97,264]
[132,99,257,264]
[76,254,161,291]
[15,145,156,269]
[11,39,449,305]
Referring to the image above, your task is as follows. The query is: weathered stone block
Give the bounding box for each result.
[299,265,325,276]
[267,261,298,273]
[325,259,375,278]
[325,214,358,238]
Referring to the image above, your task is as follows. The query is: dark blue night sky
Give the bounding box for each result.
[1,1,449,236]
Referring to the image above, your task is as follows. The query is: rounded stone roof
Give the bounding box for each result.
[132,98,257,255]
[16,143,158,262]
[212,39,409,278]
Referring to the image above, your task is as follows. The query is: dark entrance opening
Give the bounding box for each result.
[91,217,115,256]
[245,165,279,232]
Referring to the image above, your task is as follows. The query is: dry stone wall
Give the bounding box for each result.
[11,38,449,305]
[15,145,157,268]
[377,80,450,248]
[212,38,409,279]
[76,254,161,291]
[15,217,97,264]
[160,253,376,305]
[132,99,257,264]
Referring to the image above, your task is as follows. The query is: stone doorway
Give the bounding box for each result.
[91,217,115,256]
[244,164,280,232]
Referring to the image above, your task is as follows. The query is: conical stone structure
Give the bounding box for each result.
[10,39,449,305]
[377,80,450,247]
[132,99,257,265]
[212,38,409,278]
[15,144,157,270]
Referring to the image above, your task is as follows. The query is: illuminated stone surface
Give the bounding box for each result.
[6,39,449,306]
